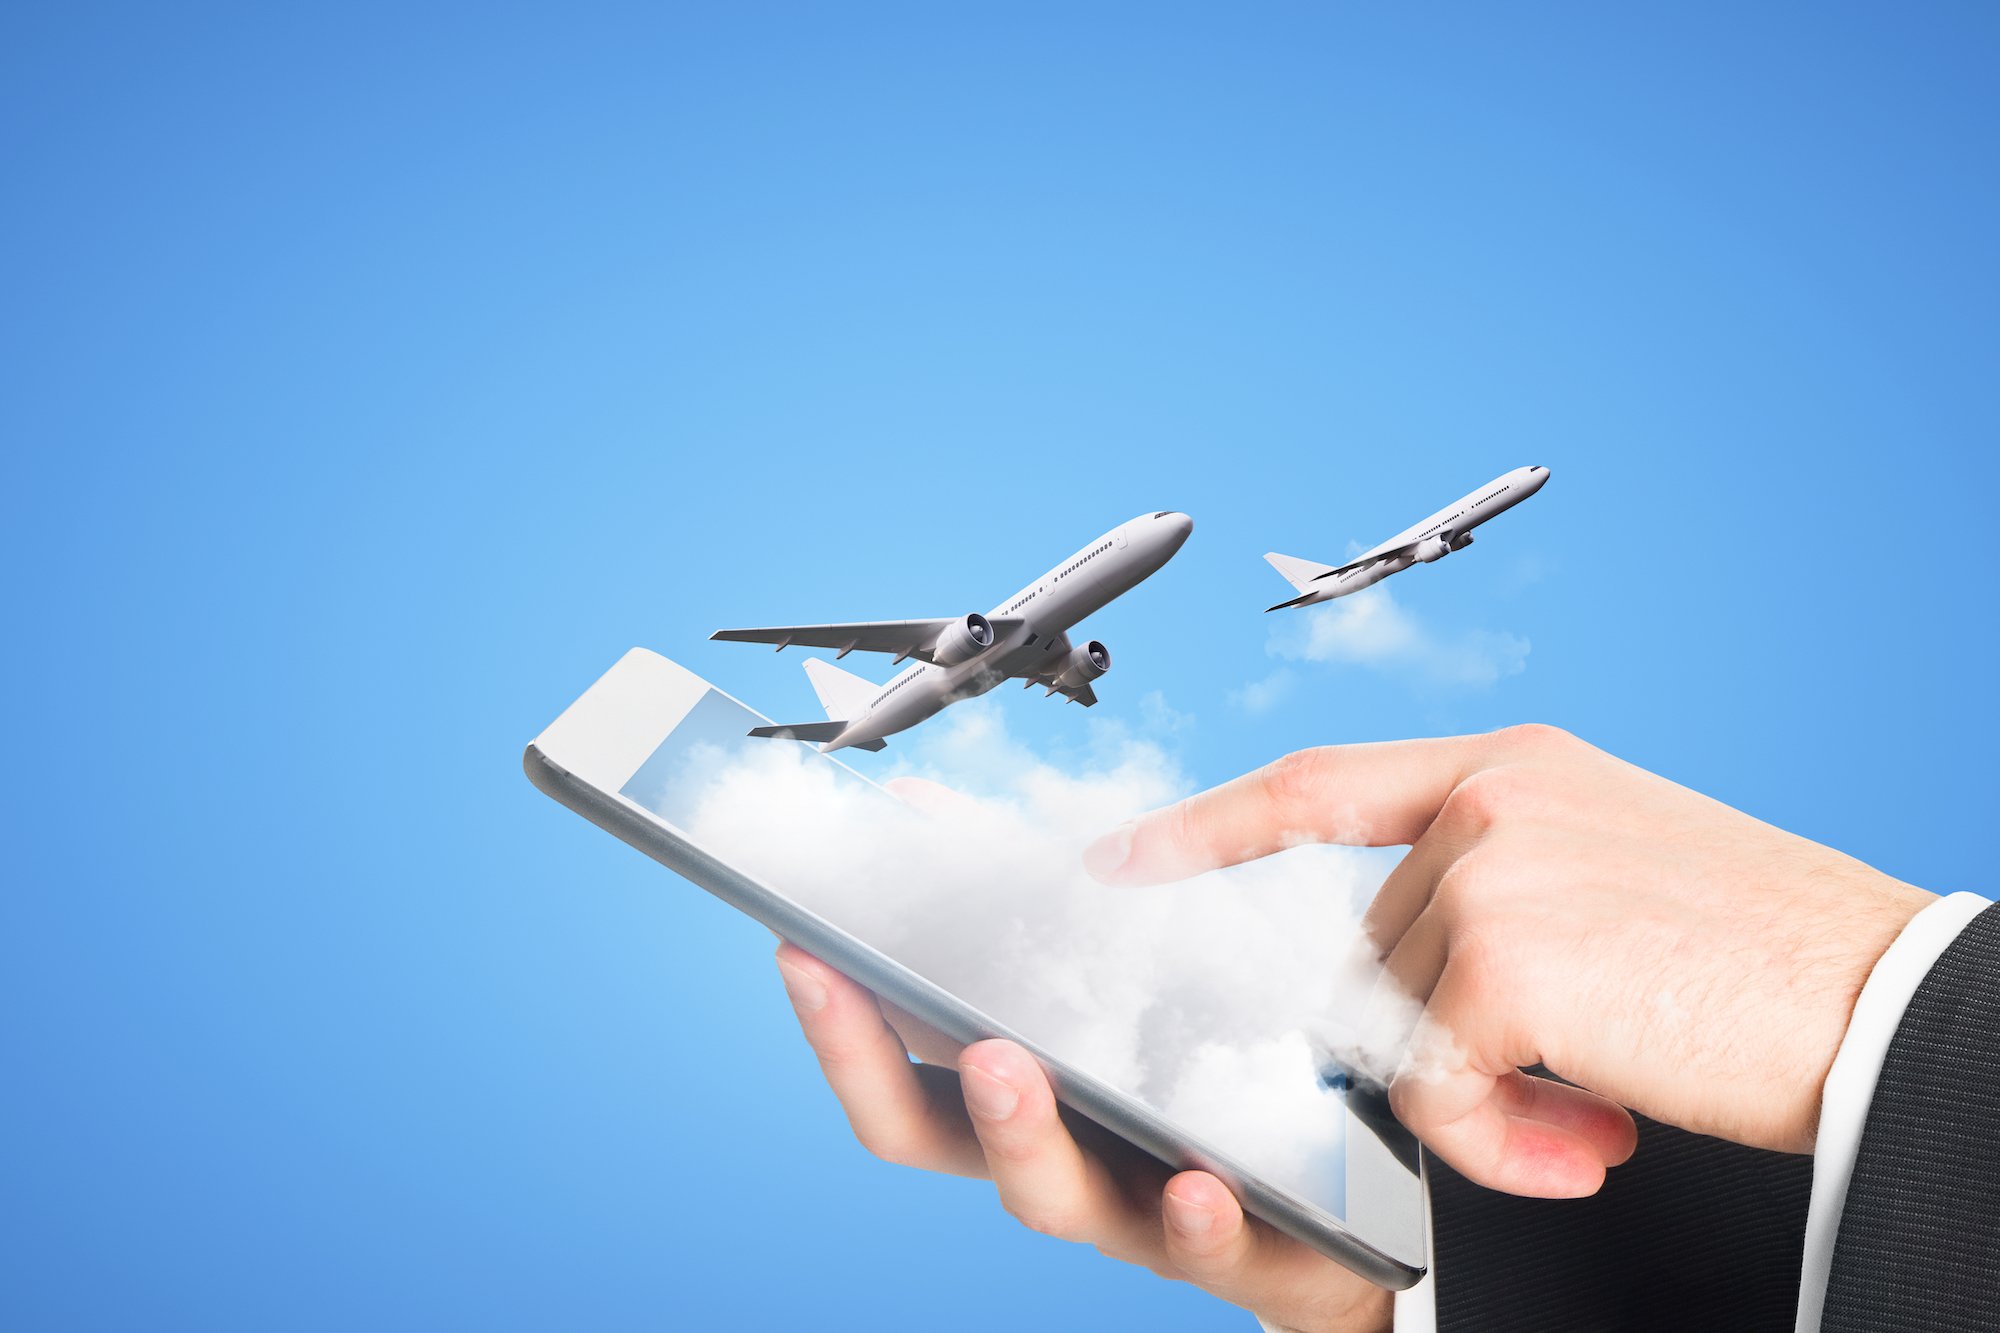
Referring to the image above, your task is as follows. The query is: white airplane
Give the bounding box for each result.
[712,511,1195,753]
[1263,466,1550,612]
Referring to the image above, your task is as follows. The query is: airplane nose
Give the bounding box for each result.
[1167,511,1193,538]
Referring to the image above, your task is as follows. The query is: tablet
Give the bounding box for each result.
[525,647,1428,1288]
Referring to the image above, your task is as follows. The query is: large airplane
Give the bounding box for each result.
[1263,466,1550,612]
[712,511,1194,753]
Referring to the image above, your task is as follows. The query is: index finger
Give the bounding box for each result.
[1082,736,1492,886]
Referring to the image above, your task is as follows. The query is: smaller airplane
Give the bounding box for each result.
[1264,466,1550,612]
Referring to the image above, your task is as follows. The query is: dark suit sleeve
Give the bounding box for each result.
[1430,1108,1813,1331]
[1821,902,2000,1333]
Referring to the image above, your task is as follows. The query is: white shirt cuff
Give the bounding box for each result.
[1793,889,1990,1333]
[1392,1269,1437,1333]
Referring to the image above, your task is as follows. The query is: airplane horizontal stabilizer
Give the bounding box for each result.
[1266,590,1320,613]
[747,721,847,743]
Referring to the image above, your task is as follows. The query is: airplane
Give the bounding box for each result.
[1263,466,1550,612]
[711,511,1194,753]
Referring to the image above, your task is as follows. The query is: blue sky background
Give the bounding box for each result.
[6,4,1997,1329]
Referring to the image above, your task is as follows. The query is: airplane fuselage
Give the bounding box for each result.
[825,511,1193,751]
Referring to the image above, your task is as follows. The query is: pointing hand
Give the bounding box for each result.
[1083,725,1934,1197]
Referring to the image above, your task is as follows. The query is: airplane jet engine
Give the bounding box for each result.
[929,612,996,665]
[1448,532,1475,551]
[1413,536,1453,563]
[1054,640,1111,689]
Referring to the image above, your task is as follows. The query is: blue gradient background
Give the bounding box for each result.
[6,5,1996,1329]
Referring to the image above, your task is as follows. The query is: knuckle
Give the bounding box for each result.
[1439,766,1524,831]
[980,1129,1046,1167]
[1447,923,1513,1001]
[1091,1237,1151,1268]
[808,1034,877,1076]
[1165,1231,1239,1277]
[1430,857,1487,913]
[1005,1198,1088,1240]
[1258,746,1333,821]
[853,1125,924,1168]
[1495,721,1573,753]
[1386,1073,1425,1126]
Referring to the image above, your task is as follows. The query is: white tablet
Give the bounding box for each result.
[526,648,1429,1289]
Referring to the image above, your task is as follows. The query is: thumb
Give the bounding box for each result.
[1391,971,1637,1198]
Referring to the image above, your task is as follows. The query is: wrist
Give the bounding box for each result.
[1792,875,1936,1150]
[1250,1281,1392,1333]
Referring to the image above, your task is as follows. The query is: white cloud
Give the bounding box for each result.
[1266,586,1529,687]
[1136,689,1196,737]
[1228,667,1295,715]
[666,702,1430,1203]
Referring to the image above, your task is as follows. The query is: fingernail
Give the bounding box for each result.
[776,959,828,1013]
[961,1064,1020,1121]
[1164,1190,1215,1235]
[1081,822,1134,880]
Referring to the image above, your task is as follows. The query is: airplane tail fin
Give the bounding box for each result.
[1264,551,1336,592]
[803,658,880,721]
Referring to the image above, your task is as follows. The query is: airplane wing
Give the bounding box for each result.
[1010,632,1098,705]
[1057,681,1099,707]
[1311,540,1421,581]
[711,617,1024,664]
[1022,673,1099,705]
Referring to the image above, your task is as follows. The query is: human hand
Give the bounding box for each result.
[1082,725,1935,1198]
[771,775,1394,1333]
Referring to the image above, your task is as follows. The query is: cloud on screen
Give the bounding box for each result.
[674,700,1427,1194]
